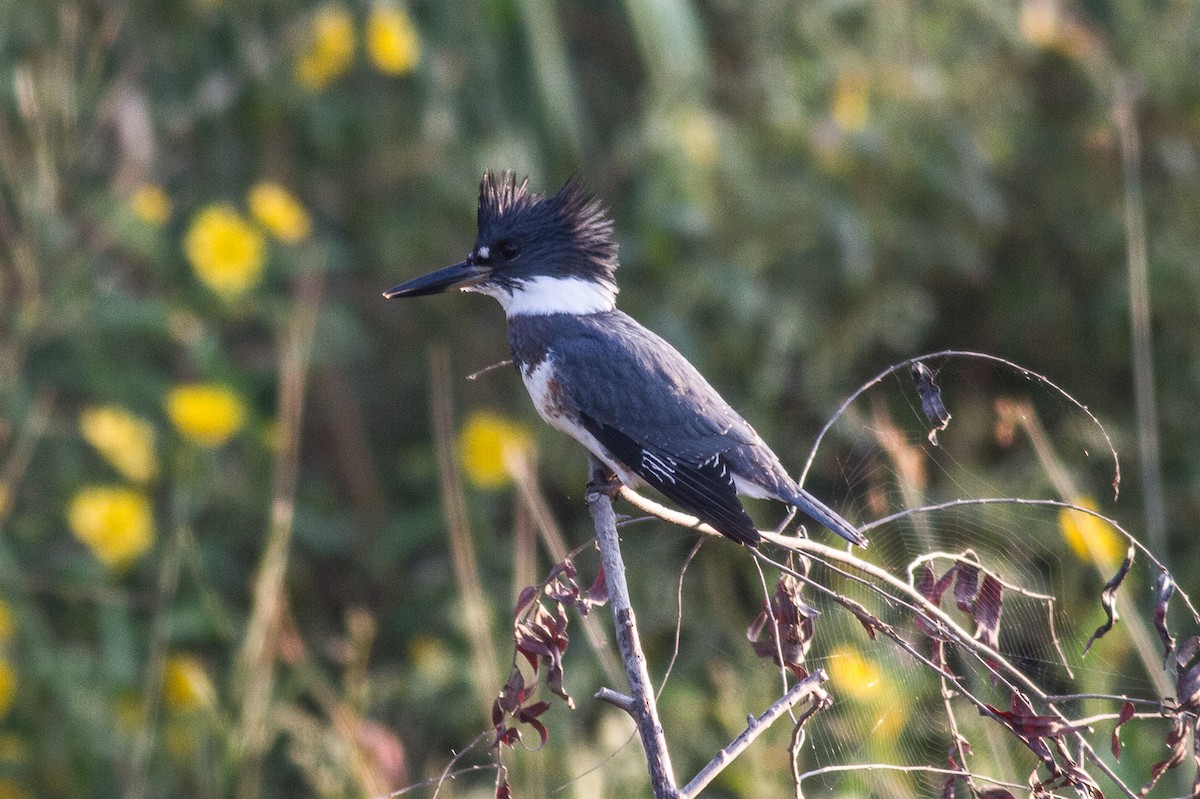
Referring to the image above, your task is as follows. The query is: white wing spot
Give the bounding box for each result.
[702,453,732,482]
[641,450,677,484]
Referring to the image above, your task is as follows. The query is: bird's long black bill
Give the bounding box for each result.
[383,261,490,298]
[793,488,869,548]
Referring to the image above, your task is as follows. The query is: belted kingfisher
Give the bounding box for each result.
[385,172,867,549]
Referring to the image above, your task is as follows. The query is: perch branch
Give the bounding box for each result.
[587,471,679,799]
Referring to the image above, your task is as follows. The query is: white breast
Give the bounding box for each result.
[521,355,642,486]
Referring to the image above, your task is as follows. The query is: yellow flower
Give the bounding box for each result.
[0,600,14,645]
[1059,498,1125,568]
[831,71,869,133]
[457,411,532,489]
[827,645,906,737]
[248,181,312,243]
[129,184,172,226]
[79,406,159,484]
[163,654,214,712]
[366,5,421,75]
[165,384,248,449]
[0,660,14,717]
[183,205,266,299]
[67,486,155,571]
[827,644,883,701]
[295,5,356,90]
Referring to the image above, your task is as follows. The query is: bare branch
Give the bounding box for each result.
[681,670,830,799]
[595,687,636,713]
[587,471,679,799]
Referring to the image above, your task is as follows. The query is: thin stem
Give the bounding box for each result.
[680,671,829,799]
[234,270,323,798]
[1114,80,1166,555]
[429,346,503,719]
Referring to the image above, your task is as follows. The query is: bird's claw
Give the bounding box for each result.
[585,468,622,499]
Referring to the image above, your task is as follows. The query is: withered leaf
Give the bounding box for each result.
[586,563,608,606]
[1177,635,1200,713]
[1153,572,1177,667]
[915,565,948,637]
[515,585,539,619]
[953,562,979,615]
[972,575,1003,652]
[747,573,818,676]
[1111,700,1134,760]
[842,597,879,640]
[494,726,521,749]
[516,701,551,749]
[1140,715,1190,796]
[984,691,1087,770]
[912,361,952,444]
[1083,546,1135,656]
[494,670,530,719]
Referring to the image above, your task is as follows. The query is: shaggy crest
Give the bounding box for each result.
[476,171,619,291]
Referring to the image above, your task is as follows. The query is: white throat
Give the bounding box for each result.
[469,276,617,317]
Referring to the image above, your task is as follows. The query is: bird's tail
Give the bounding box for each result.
[788,487,869,548]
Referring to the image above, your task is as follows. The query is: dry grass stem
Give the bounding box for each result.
[428,345,502,718]
[234,270,324,797]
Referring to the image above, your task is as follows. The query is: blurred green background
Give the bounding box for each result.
[1,0,1198,796]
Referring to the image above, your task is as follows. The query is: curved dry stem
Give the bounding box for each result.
[657,540,704,701]
[797,350,1121,501]
[864,496,1198,623]
[794,763,1028,799]
[384,762,498,798]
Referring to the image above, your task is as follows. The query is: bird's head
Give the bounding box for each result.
[385,171,619,316]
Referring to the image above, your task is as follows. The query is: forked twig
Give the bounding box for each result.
[681,670,830,799]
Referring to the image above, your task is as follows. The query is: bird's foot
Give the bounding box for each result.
[585,458,623,500]
[585,471,623,500]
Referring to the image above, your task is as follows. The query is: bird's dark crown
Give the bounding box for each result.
[470,171,618,291]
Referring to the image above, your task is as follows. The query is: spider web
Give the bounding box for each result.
[763,353,1185,798]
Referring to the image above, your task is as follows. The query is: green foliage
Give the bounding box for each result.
[0,0,1198,796]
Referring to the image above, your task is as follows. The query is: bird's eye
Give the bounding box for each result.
[496,239,521,260]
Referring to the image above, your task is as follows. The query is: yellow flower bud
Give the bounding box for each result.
[457,411,532,489]
[79,406,158,484]
[165,384,248,449]
[67,487,155,571]
[183,205,266,299]
[248,182,311,243]
[366,5,421,75]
